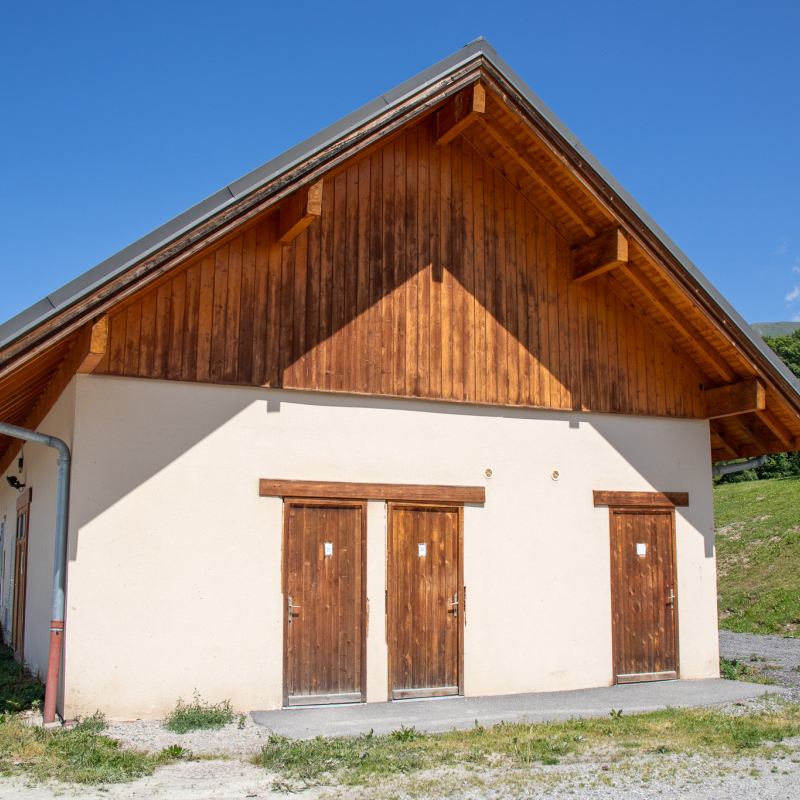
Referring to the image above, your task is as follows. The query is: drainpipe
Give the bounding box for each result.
[712,455,767,477]
[0,421,70,724]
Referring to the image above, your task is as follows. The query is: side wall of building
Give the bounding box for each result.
[0,378,76,681]
[64,374,717,719]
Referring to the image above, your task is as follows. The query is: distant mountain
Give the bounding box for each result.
[750,322,800,338]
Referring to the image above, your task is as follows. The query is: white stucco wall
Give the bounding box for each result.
[0,378,76,684]
[64,373,718,719]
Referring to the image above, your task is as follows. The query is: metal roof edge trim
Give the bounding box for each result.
[0,39,491,351]
[2,37,798,405]
[472,47,800,397]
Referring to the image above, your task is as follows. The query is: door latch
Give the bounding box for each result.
[447,592,458,618]
[288,596,301,624]
[667,588,675,609]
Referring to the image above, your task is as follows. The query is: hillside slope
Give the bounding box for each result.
[750,321,800,338]
[715,476,800,637]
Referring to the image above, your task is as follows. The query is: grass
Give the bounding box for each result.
[714,475,800,636]
[0,640,45,713]
[719,657,775,685]
[163,692,234,733]
[0,713,167,784]
[252,701,800,788]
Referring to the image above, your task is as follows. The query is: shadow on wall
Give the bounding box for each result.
[69,376,712,560]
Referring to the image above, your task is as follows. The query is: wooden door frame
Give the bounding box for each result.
[281,497,368,707]
[607,505,680,684]
[386,502,465,700]
[12,488,32,659]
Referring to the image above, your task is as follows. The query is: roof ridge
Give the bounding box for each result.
[1,38,798,403]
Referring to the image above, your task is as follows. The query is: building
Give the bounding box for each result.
[1,39,799,720]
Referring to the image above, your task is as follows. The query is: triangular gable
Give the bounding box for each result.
[1,38,799,470]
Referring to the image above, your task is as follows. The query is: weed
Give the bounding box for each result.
[74,711,107,734]
[390,724,424,742]
[0,640,45,713]
[609,708,624,718]
[163,691,233,733]
[160,744,191,760]
[238,713,247,729]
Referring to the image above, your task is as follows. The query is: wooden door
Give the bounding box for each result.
[609,508,678,683]
[283,499,366,706]
[388,504,463,699]
[12,490,32,657]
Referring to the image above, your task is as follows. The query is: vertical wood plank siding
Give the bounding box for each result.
[95,118,702,418]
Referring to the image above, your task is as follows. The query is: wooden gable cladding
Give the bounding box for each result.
[93,116,703,418]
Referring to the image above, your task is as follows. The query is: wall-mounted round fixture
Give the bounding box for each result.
[484,468,493,479]
[551,470,560,481]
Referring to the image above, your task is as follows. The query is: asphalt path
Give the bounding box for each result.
[251,676,781,738]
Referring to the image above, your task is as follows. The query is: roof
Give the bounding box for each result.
[2,37,799,401]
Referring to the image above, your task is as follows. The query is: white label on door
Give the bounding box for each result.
[636,543,646,557]
[418,543,427,557]
[324,542,333,556]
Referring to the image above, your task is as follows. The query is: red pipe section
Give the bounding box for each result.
[43,621,63,724]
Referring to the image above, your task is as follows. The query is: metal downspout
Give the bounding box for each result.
[0,421,70,724]
[712,455,767,477]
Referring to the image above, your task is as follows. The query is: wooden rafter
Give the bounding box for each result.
[711,423,740,459]
[573,228,628,283]
[600,272,712,387]
[0,317,106,473]
[733,415,771,454]
[462,129,576,243]
[703,378,765,419]
[475,115,596,237]
[480,70,765,391]
[755,408,794,447]
[435,81,486,145]
[619,263,738,384]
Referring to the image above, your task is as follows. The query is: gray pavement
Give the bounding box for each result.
[251,678,784,738]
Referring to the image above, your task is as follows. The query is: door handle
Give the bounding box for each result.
[447,592,458,618]
[667,589,675,609]
[288,596,301,624]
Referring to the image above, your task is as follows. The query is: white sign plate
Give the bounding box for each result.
[324,542,333,556]
[636,543,646,557]
[418,543,427,557]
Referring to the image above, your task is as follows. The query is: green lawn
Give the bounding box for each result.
[715,475,800,636]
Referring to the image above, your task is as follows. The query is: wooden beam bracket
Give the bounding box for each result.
[704,378,765,419]
[278,179,324,244]
[435,81,486,145]
[76,316,108,374]
[572,228,628,282]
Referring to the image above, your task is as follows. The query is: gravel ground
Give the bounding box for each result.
[2,733,800,799]
[103,712,271,755]
[719,630,800,690]
[3,631,800,798]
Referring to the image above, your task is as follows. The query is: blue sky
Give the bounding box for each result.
[2,1,799,327]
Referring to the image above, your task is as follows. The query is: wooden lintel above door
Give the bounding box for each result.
[593,490,689,508]
[260,479,485,504]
